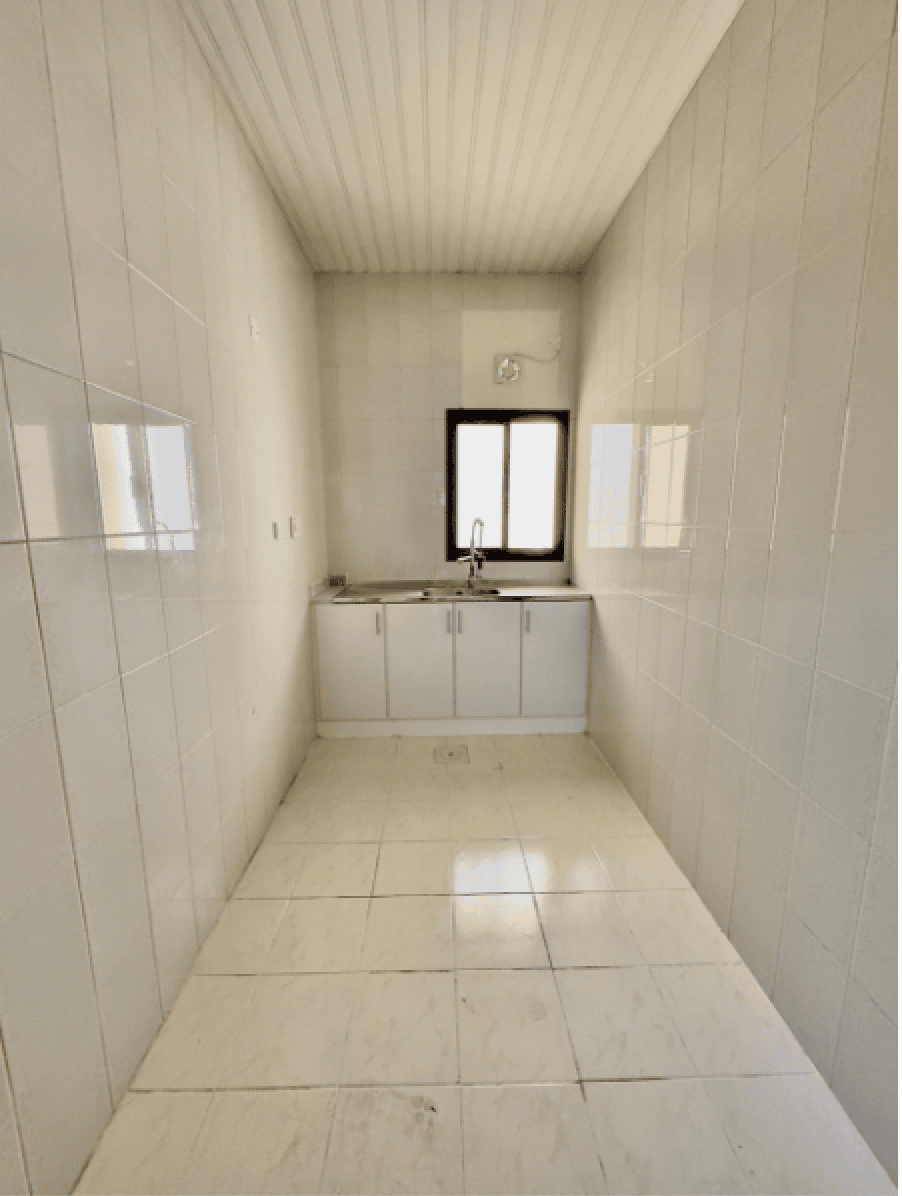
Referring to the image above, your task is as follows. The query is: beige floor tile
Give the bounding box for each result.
[219,974,360,1087]
[450,840,531,894]
[585,1079,748,1195]
[177,1090,335,1195]
[556,968,695,1080]
[446,770,509,801]
[341,972,458,1084]
[375,841,455,894]
[80,733,892,1196]
[537,892,645,968]
[580,795,654,837]
[389,767,449,802]
[292,843,379,897]
[266,800,386,843]
[76,1092,212,1195]
[591,836,690,890]
[234,844,309,898]
[321,1087,463,1195]
[394,737,449,767]
[522,838,611,891]
[457,970,577,1083]
[131,977,256,1090]
[453,894,549,969]
[286,770,388,805]
[461,1085,607,1195]
[263,898,369,972]
[194,900,285,974]
[654,964,815,1076]
[617,889,740,965]
[703,1074,896,1195]
[361,896,454,970]
[510,795,589,837]
[382,801,454,840]
[449,798,517,838]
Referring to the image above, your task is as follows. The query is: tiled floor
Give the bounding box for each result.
[77,735,894,1195]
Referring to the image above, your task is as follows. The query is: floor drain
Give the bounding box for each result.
[434,745,469,764]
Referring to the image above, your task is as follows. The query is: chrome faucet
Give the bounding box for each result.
[457,517,486,585]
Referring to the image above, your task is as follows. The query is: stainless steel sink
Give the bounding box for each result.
[420,585,501,599]
[333,582,502,603]
[330,580,586,604]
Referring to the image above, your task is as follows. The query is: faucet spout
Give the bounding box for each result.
[457,518,486,583]
[466,518,485,585]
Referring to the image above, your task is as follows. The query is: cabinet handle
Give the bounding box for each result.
[446,609,452,634]
[375,610,381,635]
[525,608,530,633]
[457,610,462,634]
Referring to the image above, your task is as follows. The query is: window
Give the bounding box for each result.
[446,409,569,562]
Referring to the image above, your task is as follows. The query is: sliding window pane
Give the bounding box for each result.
[508,421,558,550]
[456,424,503,548]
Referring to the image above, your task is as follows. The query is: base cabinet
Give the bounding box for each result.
[316,604,387,721]
[454,601,521,717]
[386,604,454,718]
[315,598,589,726]
[521,600,589,717]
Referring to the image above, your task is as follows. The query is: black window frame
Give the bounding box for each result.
[445,408,570,564]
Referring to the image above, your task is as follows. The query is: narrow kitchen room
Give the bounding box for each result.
[0,0,896,1193]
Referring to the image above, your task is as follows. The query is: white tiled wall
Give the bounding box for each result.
[0,0,326,1191]
[315,273,579,583]
[573,0,896,1176]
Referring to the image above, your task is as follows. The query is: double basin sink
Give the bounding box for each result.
[333,582,503,604]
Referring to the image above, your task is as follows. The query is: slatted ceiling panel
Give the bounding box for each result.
[455,0,512,270]
[447,0,491,272]
[357,1,414,270]
[489,0,579,271]
[540,0,689,268]
[179,0,744,273]
[470,0,552,272]
[228,0,347,268]
[498,0,616,273]
[276,0,373,270]
[549,0,729,271]
[250,0,357,269]
[183,0,322,264]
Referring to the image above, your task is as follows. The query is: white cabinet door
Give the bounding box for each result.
[454,601,521,717]
[316,604,387,721]
[521,601,589,717]
[386,604,454,718]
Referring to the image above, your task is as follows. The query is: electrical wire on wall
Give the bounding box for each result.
[494,335,563,383]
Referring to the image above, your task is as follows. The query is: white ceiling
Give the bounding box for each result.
[180,0,744,274]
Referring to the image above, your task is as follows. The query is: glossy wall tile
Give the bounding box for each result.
[315,272,579,583]
[0,0,326,1190]
[574,0,897,1177]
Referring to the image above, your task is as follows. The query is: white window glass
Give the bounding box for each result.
[92,423,142,537]
[456,424,503,548]
[508,420,558,550]
[146,423,197,550]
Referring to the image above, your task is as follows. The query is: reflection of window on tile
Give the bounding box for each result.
[146,422,197,551]
[589,423,637,549]
[14,425,59,538]
[92,423,143,539]
[641,425,689,548]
